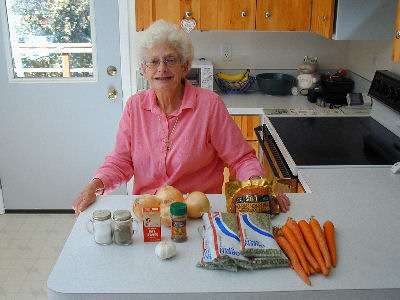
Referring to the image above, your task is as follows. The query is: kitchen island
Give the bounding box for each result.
[47,167,400,300]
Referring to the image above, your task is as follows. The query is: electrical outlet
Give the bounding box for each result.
[221,43,232,61]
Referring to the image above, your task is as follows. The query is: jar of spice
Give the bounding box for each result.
[91,209,112,245]
[170,202,187,242]
[112,210,134,245]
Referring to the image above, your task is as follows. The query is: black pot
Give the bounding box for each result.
[256,73,296,95]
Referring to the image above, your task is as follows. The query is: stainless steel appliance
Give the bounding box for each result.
[256,70,400,188]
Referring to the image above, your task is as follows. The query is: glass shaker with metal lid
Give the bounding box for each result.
[89,209,113,245]
[112,210,138,245]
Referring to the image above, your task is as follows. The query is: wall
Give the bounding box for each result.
[130,29,351,92]
[347,40,398,81]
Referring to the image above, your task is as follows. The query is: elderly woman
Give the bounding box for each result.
[72,20,290,216]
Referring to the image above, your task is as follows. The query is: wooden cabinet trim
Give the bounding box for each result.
[392,0,400,62]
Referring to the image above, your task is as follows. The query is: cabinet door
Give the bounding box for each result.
[256,0,311,31]
[393,0,400,62]
[201,0,256,30]
[311,0,335,38]
[231,115,259,140]
[135,0,200,31]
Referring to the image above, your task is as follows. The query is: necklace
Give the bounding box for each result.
[164,116,179,151]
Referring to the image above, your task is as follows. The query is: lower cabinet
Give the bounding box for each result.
[222,115,260,193]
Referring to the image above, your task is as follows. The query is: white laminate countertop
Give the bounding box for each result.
[221,91,372,116]
[47,167,400,300]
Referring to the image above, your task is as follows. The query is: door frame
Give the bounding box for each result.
[0,0,132,213]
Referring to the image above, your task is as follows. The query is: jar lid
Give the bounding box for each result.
[92,209,111,221]
[170,202,187,216]
[112,210,132,221]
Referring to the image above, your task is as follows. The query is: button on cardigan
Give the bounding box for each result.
[94,80,265,195]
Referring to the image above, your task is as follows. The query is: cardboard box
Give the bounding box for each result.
[142,207,161,242]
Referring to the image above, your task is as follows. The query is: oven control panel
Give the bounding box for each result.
[368,70,400,113]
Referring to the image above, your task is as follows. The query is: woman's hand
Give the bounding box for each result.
[275,192,290,213]
[72,179,104,217]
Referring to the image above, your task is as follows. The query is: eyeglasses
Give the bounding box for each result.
[143,57,181,69]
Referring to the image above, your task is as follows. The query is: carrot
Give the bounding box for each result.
[274,229,311,285]
[281,224,310,275]
[323,220,337,267]
[308,262,316,275]
[298,220,329,276]
[286,218,321,272]
[309,217,331,269]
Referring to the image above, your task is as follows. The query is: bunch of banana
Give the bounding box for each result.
[216,69,250,82]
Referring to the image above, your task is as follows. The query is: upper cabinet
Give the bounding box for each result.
[135,0,200,32]
[256,0,311,31]
[136,0,308,32]
[201,0,256,30]
[312,0,398,40]
[393,0,400,62]
[135,0,397,40]
[310,0,335,38]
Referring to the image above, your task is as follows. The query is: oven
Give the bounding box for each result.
[255,70,400,191]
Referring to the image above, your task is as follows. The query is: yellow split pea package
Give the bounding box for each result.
[225,177,278,215]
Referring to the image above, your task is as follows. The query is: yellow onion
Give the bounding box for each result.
[155,185,184,203]
[132,194,161,221]
[184,191,210,218]
[159,198,174,227]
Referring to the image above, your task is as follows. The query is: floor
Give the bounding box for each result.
[0,213,75,300]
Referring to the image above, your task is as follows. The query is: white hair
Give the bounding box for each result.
[138,20,194,67]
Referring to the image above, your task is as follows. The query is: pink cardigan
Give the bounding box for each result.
[94,80,265,195]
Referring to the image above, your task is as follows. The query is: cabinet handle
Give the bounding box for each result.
[322,16,327,21]
[185,11,191,18]
[265,12,271,18]
[396,30,400,39]
[241,11,247,18]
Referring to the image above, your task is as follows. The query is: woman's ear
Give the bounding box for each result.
[182,61,190,77]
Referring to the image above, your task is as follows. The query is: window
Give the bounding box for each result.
[5,0,94,78]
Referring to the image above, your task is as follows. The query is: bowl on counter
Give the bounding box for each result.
[256,73,296,95]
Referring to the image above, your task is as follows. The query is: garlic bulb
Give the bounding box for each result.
[155,241,177,260]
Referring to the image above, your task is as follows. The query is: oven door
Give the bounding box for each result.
[255,125,300,193]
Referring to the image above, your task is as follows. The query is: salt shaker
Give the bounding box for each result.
[90,209,113,245]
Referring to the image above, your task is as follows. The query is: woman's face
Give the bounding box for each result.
[142,42,189,91]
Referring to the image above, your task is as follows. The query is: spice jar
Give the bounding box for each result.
[112,210,134,245]
[91,209,112,245]
[170,202,187,242]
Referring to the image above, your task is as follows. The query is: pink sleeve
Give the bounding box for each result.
[93,99,135,194]
[209,96,265,181]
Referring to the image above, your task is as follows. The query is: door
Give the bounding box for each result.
[311,0,335,38]
[200,0,256,30]
[135,0,200,31]
[0,0,125,210]
[256,0,311,31]
[392,0,400,62]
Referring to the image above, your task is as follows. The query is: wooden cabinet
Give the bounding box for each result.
[310,0,335,38]
[393,0,400,62]
[222,115,260,193]
[312,0,397,40]
[135,0,200,31]
[201,0,256,30]
[256,0,311,31]
[231,115,260,158]
[136,0,310,32]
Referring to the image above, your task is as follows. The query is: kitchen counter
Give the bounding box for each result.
[221,91,371,116]
[47,167,400,300]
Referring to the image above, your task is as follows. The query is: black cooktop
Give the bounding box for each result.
[269,117,400,166]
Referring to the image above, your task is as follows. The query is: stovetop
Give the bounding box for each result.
[268,116,400,167]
